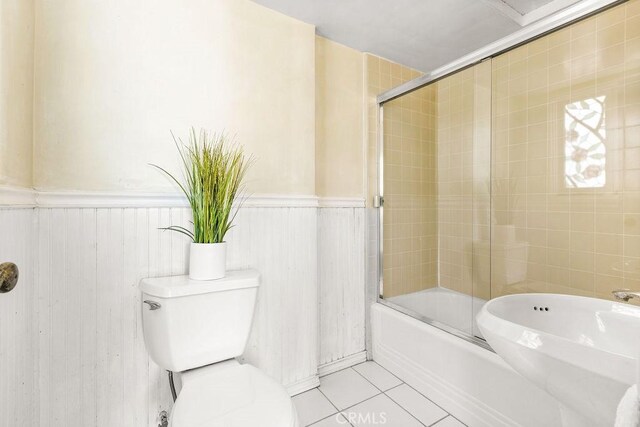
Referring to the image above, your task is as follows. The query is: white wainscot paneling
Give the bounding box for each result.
[0,208,38,427]
[318,208,366,372]
[36,206,318,427]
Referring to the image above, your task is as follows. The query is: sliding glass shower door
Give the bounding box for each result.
[378,0,640,345]
[379,60,491,340]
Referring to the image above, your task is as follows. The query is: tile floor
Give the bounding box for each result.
[293,361,466,427]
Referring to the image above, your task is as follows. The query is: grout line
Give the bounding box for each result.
[351,361,404,393]
[308,412,353,427]
[312,362,466,426]
[396,376,453,418]
[337,391,384,413]
[427,414,451,427]
[350,365,386,393]
[316,387,340,414]
[449,415,469,427]
[364,360,404,384]
[383,382,404,393]
[383,391,429,427]
[319,363,364,379]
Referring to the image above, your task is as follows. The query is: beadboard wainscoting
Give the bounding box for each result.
[0,208,38,427]
[0,189,369,427]
[318,208,366,373]
[35,206,319,427]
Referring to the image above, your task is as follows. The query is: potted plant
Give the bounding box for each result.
[152,128,251,280]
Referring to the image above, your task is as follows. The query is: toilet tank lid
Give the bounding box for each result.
[139,269,260,298]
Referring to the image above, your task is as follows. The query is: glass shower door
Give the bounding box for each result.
[379,60,492,340]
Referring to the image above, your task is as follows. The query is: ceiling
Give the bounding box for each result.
[250,0,582,72]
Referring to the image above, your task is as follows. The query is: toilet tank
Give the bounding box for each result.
[139,269,259,372]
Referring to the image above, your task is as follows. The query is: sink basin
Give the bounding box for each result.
[477,293,640,426]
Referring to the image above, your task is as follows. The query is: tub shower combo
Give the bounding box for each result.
[373,1,640,425]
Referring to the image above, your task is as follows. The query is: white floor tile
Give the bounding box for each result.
[352,362,402,391]
[433,415,466,427]
[293,388,337,426]
[319,368,380,410]
[385,384,448,425]
[310,414,351,427]
[342,394,423,427]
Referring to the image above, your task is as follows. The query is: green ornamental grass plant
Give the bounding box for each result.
[151,128,251,243]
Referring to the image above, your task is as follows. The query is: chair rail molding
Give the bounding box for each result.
[0,187,366,209]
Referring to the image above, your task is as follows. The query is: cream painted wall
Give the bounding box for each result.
[0,0,34,188]
[33,0,315,194]
[315,36,365,198]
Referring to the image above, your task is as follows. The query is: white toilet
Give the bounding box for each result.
[140,269,299,427]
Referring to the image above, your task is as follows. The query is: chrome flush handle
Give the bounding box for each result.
[143,300,161,310]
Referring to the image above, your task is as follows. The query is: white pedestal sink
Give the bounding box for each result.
[477,293,640,427]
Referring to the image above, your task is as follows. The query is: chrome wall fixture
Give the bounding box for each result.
[0,262,19,293]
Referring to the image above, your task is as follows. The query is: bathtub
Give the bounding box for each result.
[387,287,486,338]
[371,303,562,427]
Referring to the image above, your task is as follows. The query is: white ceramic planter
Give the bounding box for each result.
[189,242,227,280]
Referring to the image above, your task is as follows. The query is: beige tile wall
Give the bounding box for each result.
[491,0,640,304]
[364,54,439,298]
[382,85,438,297]
[376,0,640,304]
[435,62,492,298]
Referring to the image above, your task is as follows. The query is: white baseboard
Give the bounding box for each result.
[286,375,320,397]
[318,351,367,377]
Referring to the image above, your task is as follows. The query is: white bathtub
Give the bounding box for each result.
[371,303,562,427]
[387,287,486,337]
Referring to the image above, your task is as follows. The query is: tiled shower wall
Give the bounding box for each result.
[491,0,640,302]
[435,63,492,298]
[378,0,640,305]
[365,54,440,299]
[382,87,438,297]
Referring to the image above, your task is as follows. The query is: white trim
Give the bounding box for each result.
[318,197,366,208]
[377,0,620,104]
[1,188,368,209]
[35,191,187,208]
[243,194,319,208]
[482,0,584,27]
[318,351,367,377]
[35,191,321,208]
[0,186,37,207]
[520,0,588,26]
[286,375,320,397]
[481,0,526,25]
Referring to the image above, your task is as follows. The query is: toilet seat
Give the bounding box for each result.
[170,360,298,427]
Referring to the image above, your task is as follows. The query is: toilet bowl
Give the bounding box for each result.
[170,360,297,427]
[140,270,298,427]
